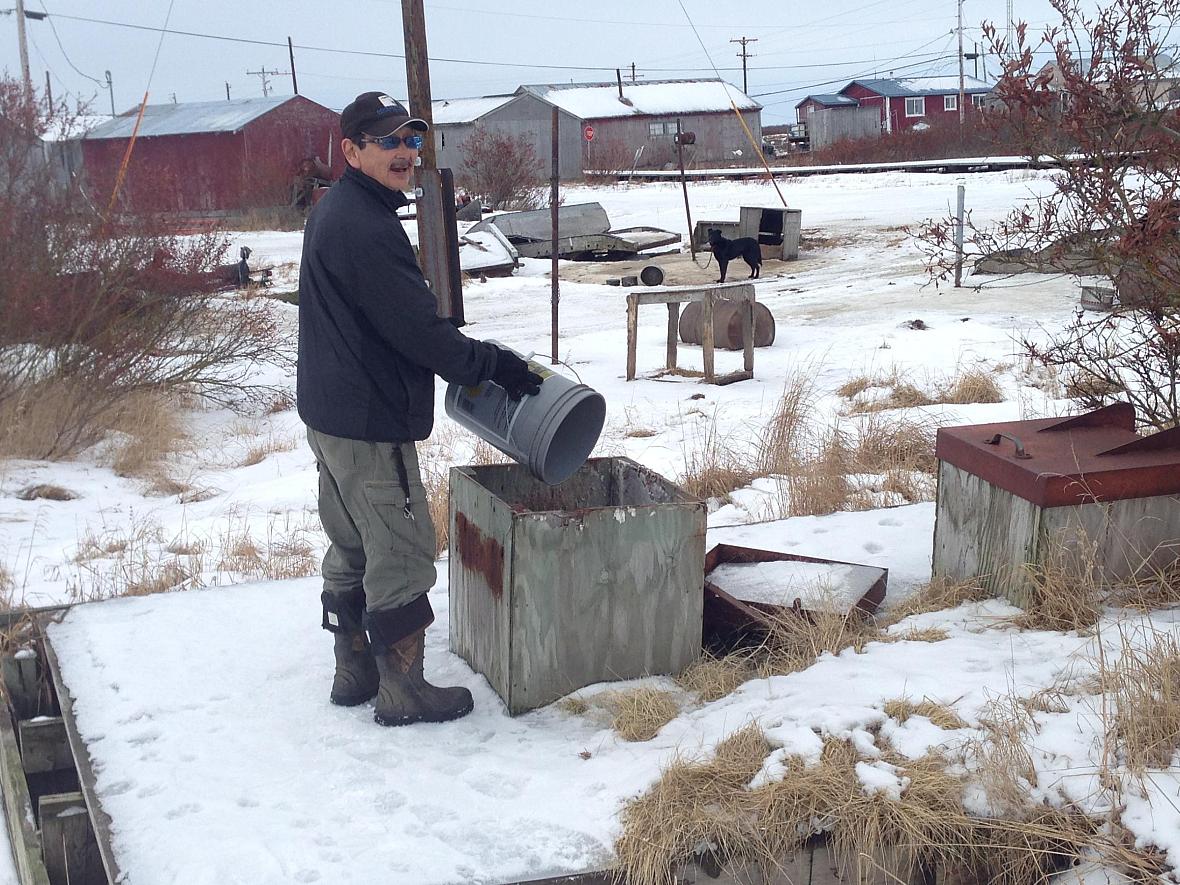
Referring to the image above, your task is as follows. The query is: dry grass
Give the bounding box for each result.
[938,368,1005,405]
[676,653,755,702]
[625,427,658,439]
[15,483,77,501]
[605,688,682,742]
[108,389,188,478]
[883,697,967,729]
[1107,626,1180,773]
[677,412,756,502]
[756,607,880,679]
[971,694,1041,816]
[883,576,995,624]
[849,411,938,475]
[0,377,104,459]
[216,514,318,581]
[123,559,198,596]
[265,391,295,414]
[557,686,682,742]
[613,726,1148,885]
[238,434,297,468]
[1062,370,1123,402]
[838,366,1005,415]
[0,563,14,610]
[1011,537,1103,632]
[877,626,951,644]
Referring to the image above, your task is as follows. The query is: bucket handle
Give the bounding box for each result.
[528,352,584,385]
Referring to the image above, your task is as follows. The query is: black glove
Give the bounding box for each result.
[490,347,544,399]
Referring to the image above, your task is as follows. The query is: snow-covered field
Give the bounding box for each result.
[3,172,1177,883]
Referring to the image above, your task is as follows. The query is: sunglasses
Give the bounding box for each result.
[359,133,424,150]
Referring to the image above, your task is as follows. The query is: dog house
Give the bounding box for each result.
[693,207,802,260]
[932,403,1180,605]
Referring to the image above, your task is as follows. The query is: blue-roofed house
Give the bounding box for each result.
[80,95,342,214]
[794,93,859,122]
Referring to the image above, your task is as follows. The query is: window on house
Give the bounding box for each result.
[944,94,958,111]
[438,130,446,149]
[972,93,985,108]
[905,97,926,117]
[648,121,673,137]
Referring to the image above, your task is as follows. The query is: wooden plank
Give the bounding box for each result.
[625,294,639,381]
[17,718,71,775]
[701,290,715,383]
[665,302,679,371]
[38,792,104,885]
[1,653,43,721]
[0,707,51,885]
[40,637,119,885]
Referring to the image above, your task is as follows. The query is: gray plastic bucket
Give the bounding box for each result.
[444,347,606,485]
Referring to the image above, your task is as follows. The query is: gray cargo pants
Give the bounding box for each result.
[306,428,438,631]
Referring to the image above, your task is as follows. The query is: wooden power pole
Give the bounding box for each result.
[730,36,757,94]
[401,0,437,169]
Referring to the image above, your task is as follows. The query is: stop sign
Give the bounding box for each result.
[583,124,595,142]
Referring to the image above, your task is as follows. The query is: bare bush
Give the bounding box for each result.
[911,0,1180,429]
[0,78,293,461]
[458,126,546,210]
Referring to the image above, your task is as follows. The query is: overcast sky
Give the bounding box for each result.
[2,0,1072,125]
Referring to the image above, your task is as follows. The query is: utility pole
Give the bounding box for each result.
[44,70,51,105]
[105,70,115,116]
[246,66,286,97]
[956,0,965,127]
[14,0,32,93]
[629,62,638,82]
[730,36,757,95]
[225,81,231,101]
[401,0,436,168]
[287,37,299,95]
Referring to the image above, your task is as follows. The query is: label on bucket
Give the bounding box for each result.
[455,381,523,446]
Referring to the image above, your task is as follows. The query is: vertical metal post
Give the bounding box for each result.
[105,70,115,116]
[953,180,966,288]
[225,81,231,101]
[15,0,32,93]
[676,118,696,260]
[44,71,51,106]
[550,106,560,365]
[287,37,299,95]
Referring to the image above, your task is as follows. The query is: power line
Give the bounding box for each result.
[34,0,103,85]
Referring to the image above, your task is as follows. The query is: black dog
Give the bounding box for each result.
[706,229,762,283]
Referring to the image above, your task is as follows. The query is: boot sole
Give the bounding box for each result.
[374,698,474,727]
[330,689,379,707]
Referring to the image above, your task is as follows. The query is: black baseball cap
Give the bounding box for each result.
[340,92,429,141]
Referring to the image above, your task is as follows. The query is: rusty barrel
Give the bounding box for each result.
[678,300,775,349]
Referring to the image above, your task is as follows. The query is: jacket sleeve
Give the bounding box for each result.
[338,215,499,387]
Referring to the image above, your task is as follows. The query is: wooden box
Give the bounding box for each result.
[448,458,706,715]
[932,403,1180,604]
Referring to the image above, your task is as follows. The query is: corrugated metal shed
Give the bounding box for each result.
[519,78,759,120]
[83,97,292,140]
[431,95,514,125]
[844,76,992,98]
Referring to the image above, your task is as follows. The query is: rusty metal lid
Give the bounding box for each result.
[935,402,1180,507]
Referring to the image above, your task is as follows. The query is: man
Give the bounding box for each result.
[297,92,541,727]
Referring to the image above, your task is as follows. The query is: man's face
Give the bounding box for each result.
[342,126,420,192]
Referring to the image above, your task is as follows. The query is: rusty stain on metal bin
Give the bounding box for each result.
[454,511,504,600]
[935,402,1180,507]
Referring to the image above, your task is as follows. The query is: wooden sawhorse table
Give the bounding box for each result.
[625,282,756,384]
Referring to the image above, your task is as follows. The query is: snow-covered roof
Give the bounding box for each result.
[797,94,859,109]
[519,78,760,120]
[83,96,319,140]
[431,95,514,125]
[845,76,993,98]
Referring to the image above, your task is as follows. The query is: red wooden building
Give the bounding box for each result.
[80,95,343,214]
[837,77,992,134]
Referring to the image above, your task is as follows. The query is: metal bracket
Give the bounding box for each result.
[985,432,1032,459]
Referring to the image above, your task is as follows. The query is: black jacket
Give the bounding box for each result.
[297,165,499,442]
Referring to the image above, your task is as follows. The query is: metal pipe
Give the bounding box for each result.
[676,118,696,260]
[953,180,966,288]
[550,106,560,365]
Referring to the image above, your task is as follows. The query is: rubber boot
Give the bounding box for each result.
[372,630,474,726]
[322,590,378,707]
[330,631,380,707]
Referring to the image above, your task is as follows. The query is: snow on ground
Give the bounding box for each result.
[4,170,1176,882]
